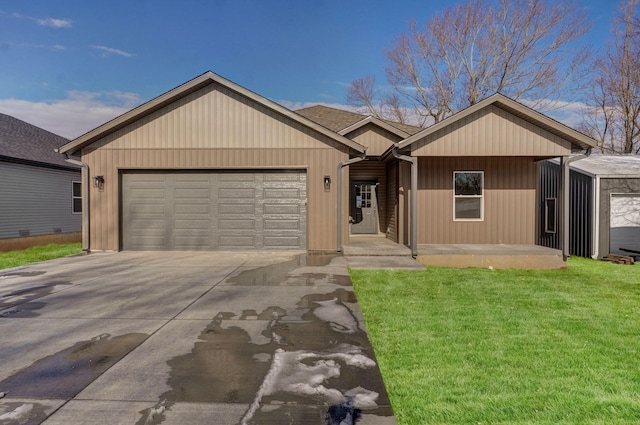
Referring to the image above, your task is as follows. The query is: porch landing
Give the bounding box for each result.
[417,244,566,270]
[342,236,566,270]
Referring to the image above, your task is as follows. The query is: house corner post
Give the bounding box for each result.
[64,156,90,252]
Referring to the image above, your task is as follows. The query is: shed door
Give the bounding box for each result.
[610,194,640,255]
[121,171,307,250]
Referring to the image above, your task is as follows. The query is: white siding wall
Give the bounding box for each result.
[0,161,82,239]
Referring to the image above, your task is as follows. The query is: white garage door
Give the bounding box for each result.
[610,194,640,255]
[122,171,307,250]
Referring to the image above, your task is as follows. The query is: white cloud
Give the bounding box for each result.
[520,98,589,129]
[91,45,134,58]
[36,17,72,28]
[9,12,72,28]
[0,91,143,139]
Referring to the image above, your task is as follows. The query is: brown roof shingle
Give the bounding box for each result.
[295,105,423,136]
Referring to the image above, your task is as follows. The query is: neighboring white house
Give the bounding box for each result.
[0,113,81,251]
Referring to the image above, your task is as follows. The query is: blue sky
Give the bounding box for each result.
[0,0,617,139]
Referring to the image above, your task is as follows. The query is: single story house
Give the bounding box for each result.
[0,113,81,251]
[57,71,598,268]
[539,155,640,259]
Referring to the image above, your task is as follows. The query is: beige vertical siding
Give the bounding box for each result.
[84,148,348,251]
[411,105,573,157]
[385,161,398,242]
[92,83,348,151]
[416,157,538,244]
[349,161,387,234]
[347,124,402,156]
[82,82,351,251]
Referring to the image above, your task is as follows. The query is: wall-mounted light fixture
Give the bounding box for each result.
[323,175,331,191]
[93,175,105,190]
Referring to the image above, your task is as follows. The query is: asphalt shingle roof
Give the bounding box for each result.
[0,113,76,169]
[295,105,422,136]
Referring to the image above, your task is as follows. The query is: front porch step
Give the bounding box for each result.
[343,236,412,257]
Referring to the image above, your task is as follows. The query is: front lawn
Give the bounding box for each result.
[0,243,82,270]
[350,258,640,424]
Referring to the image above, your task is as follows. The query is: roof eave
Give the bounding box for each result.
[58,71,365,155]
[339,116,411,139]
[397,93,598,152]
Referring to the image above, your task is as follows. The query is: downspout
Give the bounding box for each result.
[391,148,418,257]
[337,152,366,252]
[592,175,600,259]
[561,149,591,261]
[62,155,90,252]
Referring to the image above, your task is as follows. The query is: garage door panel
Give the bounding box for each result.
[610,194,640,255]
[263,236,302,249]
[218,204,255,214]
[122,171,306,250]
[264,204,300,215]
[218,235,255,248]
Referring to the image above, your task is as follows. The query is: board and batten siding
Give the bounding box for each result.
[82,82,350,251]
[410,105,573,157]
[346,124,403,156]
[0,161,81,239]
[416,157,538,244]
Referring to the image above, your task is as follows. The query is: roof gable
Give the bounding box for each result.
[0,113,75,169]
[296,105,422,136]
[58,71,365,155]
[398,94,597,156]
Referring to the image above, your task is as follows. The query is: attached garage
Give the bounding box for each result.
[122,170,307,250]
[57,71,365,252]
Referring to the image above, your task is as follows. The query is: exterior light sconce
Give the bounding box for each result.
[324,175,331,191]
[93,175,105,189]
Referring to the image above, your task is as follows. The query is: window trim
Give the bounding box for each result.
[72,181,82,214]
[453,171,484,221]
[544,197,557,234]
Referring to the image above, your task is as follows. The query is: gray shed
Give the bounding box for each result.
[539,155,640,259]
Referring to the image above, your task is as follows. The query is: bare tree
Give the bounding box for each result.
[582,0,640,154]
[347,0,591,126]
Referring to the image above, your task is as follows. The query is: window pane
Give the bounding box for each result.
[73,182,82,197]
[455,198,481,219]
[73,198,82,213]
[455,172,482,195]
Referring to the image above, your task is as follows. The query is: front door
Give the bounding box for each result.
[350,181,379,234]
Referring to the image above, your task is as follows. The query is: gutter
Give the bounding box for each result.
[336,152,366,252]
[561,149,591,261]
[391,148,418,257]
[60,154,90,252]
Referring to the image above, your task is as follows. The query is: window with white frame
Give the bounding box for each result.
[72,181,82,214]
[454,171,483,220]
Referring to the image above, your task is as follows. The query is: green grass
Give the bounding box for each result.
[0,243,82,270]
[350,258,640,424]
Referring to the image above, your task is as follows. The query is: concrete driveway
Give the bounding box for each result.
[0,252,395,425]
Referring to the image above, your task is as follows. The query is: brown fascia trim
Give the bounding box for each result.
[58,71,365,156]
